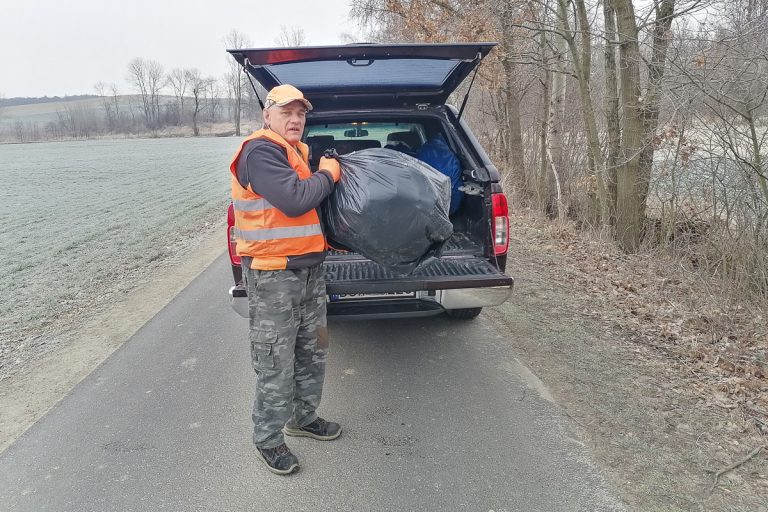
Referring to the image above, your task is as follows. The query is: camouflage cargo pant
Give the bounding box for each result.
[242,263,329,449]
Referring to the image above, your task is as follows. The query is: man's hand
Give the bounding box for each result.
[319,157,341,183]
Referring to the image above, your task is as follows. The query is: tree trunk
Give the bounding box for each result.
[603,0,621,225]
[537,20,553,213]
[557,0,609,224]
[538,83,551,212]
[547,2,568,218]
[637,0,676,216]
[613,0,677,251]
[613,0,646,252]
[499,2,526,196]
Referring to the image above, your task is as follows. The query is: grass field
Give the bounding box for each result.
[0,136,240,377]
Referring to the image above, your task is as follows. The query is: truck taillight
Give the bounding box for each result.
[227,203,241,266]
[492,193,509,255]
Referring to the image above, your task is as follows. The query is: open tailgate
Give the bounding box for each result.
[227,43,496,109]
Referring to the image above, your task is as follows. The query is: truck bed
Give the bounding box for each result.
[324,232,508,294]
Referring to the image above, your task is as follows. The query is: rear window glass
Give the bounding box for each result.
[303,122,430,163]
[304,122,426,147]
[267,59,460,90]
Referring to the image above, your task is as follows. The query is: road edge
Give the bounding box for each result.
[0,229,227,454]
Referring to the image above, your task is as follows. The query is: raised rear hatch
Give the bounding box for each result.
[226,43,496,109]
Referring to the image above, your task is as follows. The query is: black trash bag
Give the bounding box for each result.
[323,147,453,276]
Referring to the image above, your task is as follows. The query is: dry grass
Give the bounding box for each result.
[543,213,768,431]
[496,208,768,510]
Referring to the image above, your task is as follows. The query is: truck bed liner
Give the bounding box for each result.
[324,256,510,294]
[442,232,482,253]
[325,257,497,281]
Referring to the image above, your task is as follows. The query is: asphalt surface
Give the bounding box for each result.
[0,254,626,511]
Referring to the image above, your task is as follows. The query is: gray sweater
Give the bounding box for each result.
[235,138,335,269]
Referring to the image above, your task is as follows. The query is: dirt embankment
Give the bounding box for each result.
[487,211,768,511]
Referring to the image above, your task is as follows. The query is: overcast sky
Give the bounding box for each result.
[0,0,359,98]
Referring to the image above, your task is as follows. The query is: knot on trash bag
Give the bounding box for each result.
[323,148,339,159]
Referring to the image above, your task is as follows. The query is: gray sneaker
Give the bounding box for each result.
[284,417,342,441]
[256,443,299,475]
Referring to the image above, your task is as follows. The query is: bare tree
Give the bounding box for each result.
[496,1,528,197]
[275,25,307,46]
[186,68,214,136]
[30,122,41,141]
[679,2,768,206]
[540,1,568,220]
[108,83,123,131]
[552,0,609,223]
[94,81,116,132]
[166,68,189,126]
[149,60,164,130]
[208,79,223,123]
[126,57,165,132]
[54,105,98,139]
[603,0,622,225]
[44,120,63,140]
[127,58,151,129]
[14,120,26,143]
[609,0,680,251]
[224,29,251,136]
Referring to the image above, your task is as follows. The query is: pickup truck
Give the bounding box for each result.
[226,43,513,320]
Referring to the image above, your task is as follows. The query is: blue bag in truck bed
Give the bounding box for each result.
[416,134,464,215]
[323,147,454,276]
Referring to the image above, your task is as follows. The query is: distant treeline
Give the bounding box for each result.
[0,54,265,143]
[0,95,99,107]
[0,93,260,143]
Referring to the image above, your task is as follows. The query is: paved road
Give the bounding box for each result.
[0,254,625,511]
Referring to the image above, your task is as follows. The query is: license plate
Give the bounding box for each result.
[329,291,416,302]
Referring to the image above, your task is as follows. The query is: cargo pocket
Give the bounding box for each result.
[250,330,278,370]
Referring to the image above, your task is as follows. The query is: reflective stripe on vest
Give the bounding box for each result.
[232,198,274,212]
[234,224,323,241]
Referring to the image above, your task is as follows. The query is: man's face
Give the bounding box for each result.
[264,101,307,144]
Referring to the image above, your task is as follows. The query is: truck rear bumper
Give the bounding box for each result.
[229,281,513,319]
[435,284,513,309]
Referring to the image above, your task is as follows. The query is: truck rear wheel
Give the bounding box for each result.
[445,307,482,319]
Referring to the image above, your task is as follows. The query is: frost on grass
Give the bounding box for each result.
[0,137,238,380]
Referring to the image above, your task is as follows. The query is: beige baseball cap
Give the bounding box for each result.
[264,84,313,111]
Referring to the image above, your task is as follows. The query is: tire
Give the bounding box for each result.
[445,307,482,320]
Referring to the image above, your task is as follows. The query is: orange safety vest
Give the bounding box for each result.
[230,128,326,270]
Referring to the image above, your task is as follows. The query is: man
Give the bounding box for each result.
[229,84,342,475]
